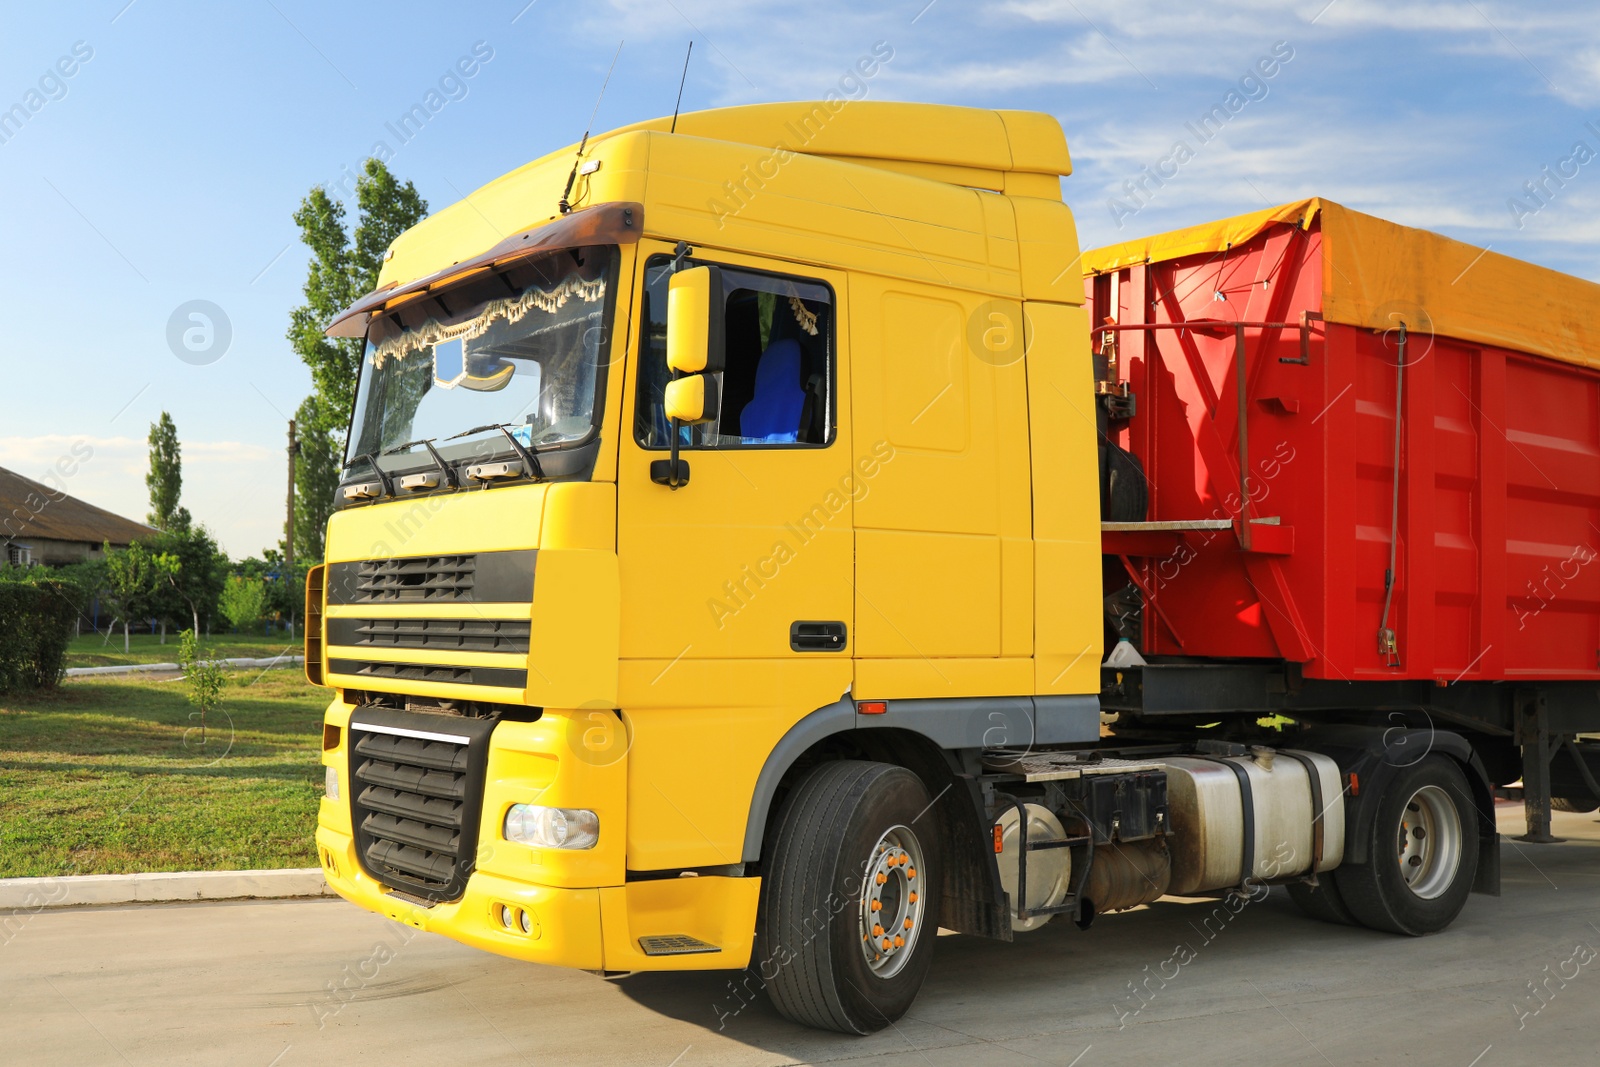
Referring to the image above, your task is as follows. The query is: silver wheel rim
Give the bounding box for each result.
[1397,784,1462,900]
[857,824,926,979]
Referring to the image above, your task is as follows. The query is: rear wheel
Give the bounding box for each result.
[1336,756,1479,936]
[758,761,941,1034]
[1552,796,1599,814]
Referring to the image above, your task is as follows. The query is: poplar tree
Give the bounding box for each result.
[145,411,191,531]
[287,159,427,561]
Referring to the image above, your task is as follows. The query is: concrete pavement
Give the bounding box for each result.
[3,805,1598,1066]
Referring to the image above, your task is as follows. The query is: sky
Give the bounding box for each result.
[3,0,1599,557]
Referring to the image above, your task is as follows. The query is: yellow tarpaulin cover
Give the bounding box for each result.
[1084,197,1600,370]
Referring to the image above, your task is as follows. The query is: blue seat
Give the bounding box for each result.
[740,338,805,443]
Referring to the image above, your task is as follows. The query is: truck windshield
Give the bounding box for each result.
[346,246,616,476]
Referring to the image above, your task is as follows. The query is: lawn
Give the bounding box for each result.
[0,668,331,877]
[64,630,300,669]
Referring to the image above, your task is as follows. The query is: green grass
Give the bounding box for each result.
[65,630,300,669]
[0,670,331,877]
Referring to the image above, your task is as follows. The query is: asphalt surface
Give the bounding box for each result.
[5,805,1598,1067]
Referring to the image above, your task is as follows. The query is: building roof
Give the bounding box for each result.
[0,465,156,546]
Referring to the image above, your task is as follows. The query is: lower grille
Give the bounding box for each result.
[329,658,528,689]
[347,708,499,902]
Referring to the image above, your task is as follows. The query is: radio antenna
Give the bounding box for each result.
[670,41,693,133]
[559,40,624,215]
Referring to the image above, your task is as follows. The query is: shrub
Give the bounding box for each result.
[218,576,268,632]
[0,570,82,692]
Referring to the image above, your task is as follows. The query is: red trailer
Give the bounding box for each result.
[1084,198,1600,839]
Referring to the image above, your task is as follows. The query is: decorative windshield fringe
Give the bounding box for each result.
[371,273,606,368]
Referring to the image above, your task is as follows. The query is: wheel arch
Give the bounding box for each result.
[1305,725,1499,895]
[742,698,1015,940]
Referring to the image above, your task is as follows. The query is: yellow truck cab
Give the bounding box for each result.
[310,100,1103,1032]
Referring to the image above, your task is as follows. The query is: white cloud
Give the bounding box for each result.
[0,435,283,559]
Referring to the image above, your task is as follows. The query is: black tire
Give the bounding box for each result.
[1286,871,1358,926]
[1100,443,1149,523]
[757,761,941,1034]
[1552,796,1599,814]
[1336,756,1480,936]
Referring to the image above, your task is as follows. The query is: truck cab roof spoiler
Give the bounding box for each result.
[323,201,642,339]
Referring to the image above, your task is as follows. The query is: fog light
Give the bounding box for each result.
[324,766,339,800]
[519,909,533,935]
[504,804,599,850]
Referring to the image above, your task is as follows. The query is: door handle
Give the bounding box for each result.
[791,621,847,653]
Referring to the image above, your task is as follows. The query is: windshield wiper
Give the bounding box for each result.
[344,452,395,498]
[446,422,546,480]
[383,437,458,489]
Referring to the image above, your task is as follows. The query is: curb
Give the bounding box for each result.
[0,868,331,910]
[65,655,306,677]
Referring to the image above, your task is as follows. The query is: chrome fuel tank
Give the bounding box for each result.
[1162,748,1344,895]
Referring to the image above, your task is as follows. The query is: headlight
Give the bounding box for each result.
[324,765,339,800]
[504,804,599,850]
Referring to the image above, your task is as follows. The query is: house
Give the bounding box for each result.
[0,465,156,566]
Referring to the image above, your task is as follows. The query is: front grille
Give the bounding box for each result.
[348,708,499,902]
[327,617,532,653]
[327,550,537,606]
[356,555,478,602]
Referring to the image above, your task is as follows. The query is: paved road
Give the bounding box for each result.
[5,805,1598,1067]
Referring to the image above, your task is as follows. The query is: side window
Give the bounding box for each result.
[634,255,834,449]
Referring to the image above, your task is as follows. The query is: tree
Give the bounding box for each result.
[287,160,427,563]
[147,526,227,637]
[55,556,109,631]
[292,394,342,562]
[218,576,268,632]
[238,549,309,624]
[146,412,191,531]
[104,541,178,653]
[178,629,226,743]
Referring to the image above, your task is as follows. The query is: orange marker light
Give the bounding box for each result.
[993,825,1004,853]
[1348,772,1360,797]
[858,701,887,715]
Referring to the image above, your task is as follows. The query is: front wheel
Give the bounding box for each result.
[1336,756,1479,936]
[757,761,941,1034]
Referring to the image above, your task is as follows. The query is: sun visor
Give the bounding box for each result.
[325,201,642,339]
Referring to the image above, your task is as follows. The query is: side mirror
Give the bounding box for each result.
[666,265,725,374]
[663,374,719,424]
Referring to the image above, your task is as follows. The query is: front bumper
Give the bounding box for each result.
[317,825,759,972]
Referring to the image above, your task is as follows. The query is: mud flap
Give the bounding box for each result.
[1473,831,1501,896]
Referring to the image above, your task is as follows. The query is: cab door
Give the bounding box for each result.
[615,243,858,869]
[617,243,855,665]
